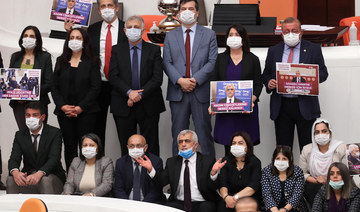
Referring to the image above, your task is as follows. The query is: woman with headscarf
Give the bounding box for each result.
[299,118,347,206]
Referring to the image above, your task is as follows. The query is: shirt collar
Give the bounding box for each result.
[181,23,197,34]
[285,40,301,50]
[29,123,44,136]
[129,40,143,51]
[182,151,197,164]
[101,18,119,30]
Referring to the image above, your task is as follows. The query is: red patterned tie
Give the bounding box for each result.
[185,29,191,78]
[287,47,294,63]
[104,25,112,79]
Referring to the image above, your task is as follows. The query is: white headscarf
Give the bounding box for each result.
[309,118,343,177]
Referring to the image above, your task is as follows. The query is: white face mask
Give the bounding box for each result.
[283,32,301,47]
[179,10,196,25]
[226,36,243,49]
[230,145,246,158]
[274,160,289,172]
[22,37,36,50]
[82,146,97,159]
[26,117,41,131]
[128,147,144,159]
[314,133,330,146]
[68,39,83,52]
[101,8,115,22]
[125,28,142,42]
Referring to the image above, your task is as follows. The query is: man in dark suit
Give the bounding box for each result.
[262,17,328,151]
[218,84,242,103]
[138,130,226,212]
[291,71,306,83]
[58,0,81,15]
[108,15,165,156]
[348,144,360,175]
[113,134,166,203]
[64,0,127,149]
[7,102,66,194]
[163,0,218,157]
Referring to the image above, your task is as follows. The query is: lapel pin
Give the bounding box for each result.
[304,49,307,52]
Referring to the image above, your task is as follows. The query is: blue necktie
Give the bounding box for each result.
[132,46,140,90]
[133,162,141,201]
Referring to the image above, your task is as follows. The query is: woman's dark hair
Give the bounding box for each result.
[57,28,98,70]
[270,146,294,178]
[15,25,44,61]
[325,162,354,200]
[79,133,104,161]
[179,0,199,11]
[228,131,254,164]
[225,23,250,53]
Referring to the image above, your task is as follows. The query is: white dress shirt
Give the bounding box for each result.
[30,124,44,151]
[65,8,74,15]
[226,97,235,103]
[99,18,119,81]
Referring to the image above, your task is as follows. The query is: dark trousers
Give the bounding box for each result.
[57,113,97,171]
[113,102,160,156]
[13,101,48,130]
[93,81,112,149]
[274,98,315,152]
[304,182,323,206]
[167,200,216,212]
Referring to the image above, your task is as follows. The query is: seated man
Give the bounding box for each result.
[113,134,166,203]
[138,130,226,212]
[7,102,66,194]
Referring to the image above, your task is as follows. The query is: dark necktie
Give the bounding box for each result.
[287,47,294,63]
[32,134,39,154]
[229,99,232,103]
[184,159,192,212]
[104,24,112,79]
[132,46,140,90]
[68,10,72,14]
[133,162,141,201]
[185,29,191,78]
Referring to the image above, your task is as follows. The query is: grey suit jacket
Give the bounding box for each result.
[163,24,218,103]
[63,156,114,196]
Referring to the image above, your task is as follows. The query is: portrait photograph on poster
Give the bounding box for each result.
[0,68,41,100]
[50,0,93,26]
[276,62,319,96]
[346,143,360,176]
[210,80,253,113]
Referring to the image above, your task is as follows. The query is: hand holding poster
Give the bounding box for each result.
[210,80,253,113]
[0,68,41,101]
[50,0,93,26]
[346,143,360,175]
[276,63,319,96]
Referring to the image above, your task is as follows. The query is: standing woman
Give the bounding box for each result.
[211,23,263,154]
[312,162,360,212]
[9,25,53,129]
[262,146,308,212]
[52,28,101,170]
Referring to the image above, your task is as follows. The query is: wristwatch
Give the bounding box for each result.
[234,194,239,200]
[281,208,289,212]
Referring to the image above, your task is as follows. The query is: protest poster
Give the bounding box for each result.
[346,143,360,176]
[276,63,319,96]
[210,80,253,113]
[50,0,92,26]
[0,68,41,101]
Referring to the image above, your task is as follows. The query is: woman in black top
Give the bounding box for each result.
[218,131,262,211]
[51,28,101,171]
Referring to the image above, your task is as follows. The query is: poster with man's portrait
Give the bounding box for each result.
[210,80,253,113]
[50,0,92,26]
[276,63,319,96]
[0,68,41,100]
[346,143,360,175]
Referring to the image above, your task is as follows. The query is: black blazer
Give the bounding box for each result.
[51,57,101,116]
[113,153,166,204]
[108,40,165,117]
[87,19,127,58]
[153,152,220,202]
[9,51,53,107]
[213,51,263,100]
[292,77,306,83]
[58,7,81,16]
[8,124,66,183]
[0,51,3,68]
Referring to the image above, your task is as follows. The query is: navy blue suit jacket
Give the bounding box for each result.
[113,152,166,204]
[262,40,328,120]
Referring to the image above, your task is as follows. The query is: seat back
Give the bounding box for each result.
[339,16,360,45]
[19,198,48,212]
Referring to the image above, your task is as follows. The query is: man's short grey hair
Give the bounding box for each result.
[125,15,145,29]
[281,17,302,31]
[177,130,198,144]
[349,144,359,153]
[97,0,118,6]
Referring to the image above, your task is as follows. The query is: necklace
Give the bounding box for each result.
[24,55,34,65]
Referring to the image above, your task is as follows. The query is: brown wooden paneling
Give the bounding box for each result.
[328,0,355,25]
[297,0,327,25]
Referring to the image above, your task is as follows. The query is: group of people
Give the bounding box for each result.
[0,0,359,211]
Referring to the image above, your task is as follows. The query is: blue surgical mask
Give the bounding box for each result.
[178,146,195,159]
[329,180,344,190]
